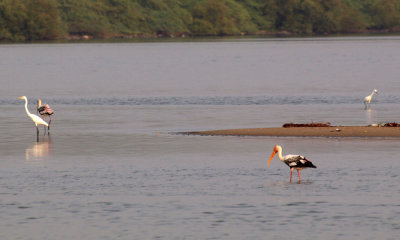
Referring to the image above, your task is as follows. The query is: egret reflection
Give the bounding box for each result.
[365,109,377,126]
[26,134,51,160]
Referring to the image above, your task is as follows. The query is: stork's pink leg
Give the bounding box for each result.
[297,169,301,182]
[290,169,293,182]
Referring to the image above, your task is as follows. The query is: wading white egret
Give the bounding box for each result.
[268,145,316,182]
[18,96,48,135]
[37,99,54,130]
[364,89,378,109]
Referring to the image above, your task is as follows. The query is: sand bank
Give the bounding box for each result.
[185,126,400,137]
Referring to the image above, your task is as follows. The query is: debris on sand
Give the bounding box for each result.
[383,122,400,127]
[282,122,331,128]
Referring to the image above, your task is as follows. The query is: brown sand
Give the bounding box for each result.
[185,126,400,137]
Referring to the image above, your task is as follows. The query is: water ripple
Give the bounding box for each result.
[3,95,399,106]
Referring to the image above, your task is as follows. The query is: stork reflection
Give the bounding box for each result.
[26,134,52,160]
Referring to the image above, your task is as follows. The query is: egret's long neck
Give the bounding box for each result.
[24,98,31,115]
[370,91,376,98]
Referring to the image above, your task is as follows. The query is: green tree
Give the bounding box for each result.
[140,0,192,35]
[236,0,276,30]
[0,0,29,40]
[339,7,366,33]
[58,0,112,37]
[371,0,400,29]
[273,0,366,34]
[25,0,62,40]
[191,0,255,35]
[104,0,147,34]
[0,0,398,41]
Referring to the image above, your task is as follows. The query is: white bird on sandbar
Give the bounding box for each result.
[268,145,317,182]
[18,96,48,135]
[364,89,378,109]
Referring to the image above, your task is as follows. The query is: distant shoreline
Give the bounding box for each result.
[65,30,400,41]
[184,126,400,137]
[1,31,398,43]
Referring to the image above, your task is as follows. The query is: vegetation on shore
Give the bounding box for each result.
[1,0,400,41]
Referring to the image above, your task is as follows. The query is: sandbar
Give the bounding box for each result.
[184,126,400,137]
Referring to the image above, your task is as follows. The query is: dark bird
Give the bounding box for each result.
[37,99,54,131]
[268,145,316,182]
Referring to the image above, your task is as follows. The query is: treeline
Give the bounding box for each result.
[0,0,400,41]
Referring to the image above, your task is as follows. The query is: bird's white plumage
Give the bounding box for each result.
[19,96,48,127]
[283,154,303,161]
[29,113,48,126]
[289,162,297,167]
[364,89,378,109]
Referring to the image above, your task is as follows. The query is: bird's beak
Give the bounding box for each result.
[18,96,23,99]
[268,150,277,166]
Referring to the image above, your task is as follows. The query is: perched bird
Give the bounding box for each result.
[364,89,378,109]
[268,145,316,182]
[37,99,54,130]
[18,96,48,136]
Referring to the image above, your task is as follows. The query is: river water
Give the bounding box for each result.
[0,36,399,239]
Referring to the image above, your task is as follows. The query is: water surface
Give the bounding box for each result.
[1,37,399,239]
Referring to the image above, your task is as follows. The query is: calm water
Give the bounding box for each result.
[1,37,400,239]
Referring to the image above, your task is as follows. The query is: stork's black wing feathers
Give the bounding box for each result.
[284,155,317,169]
[301,158,317,168]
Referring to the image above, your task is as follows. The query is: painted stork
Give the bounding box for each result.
[364,89,378,109]
[37,99,54,130]
[18,96,49,136]
[268,145,316,182]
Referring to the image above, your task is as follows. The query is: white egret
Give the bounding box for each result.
[364,89,378,109]
[18,96,49,135]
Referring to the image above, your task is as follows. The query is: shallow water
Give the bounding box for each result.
[1,37,400,239]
